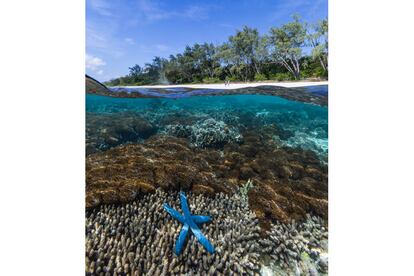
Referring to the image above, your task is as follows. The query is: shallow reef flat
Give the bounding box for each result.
[86,190,328,275]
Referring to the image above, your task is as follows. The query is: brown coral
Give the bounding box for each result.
[86,136,235,208]
[86,130,327,226]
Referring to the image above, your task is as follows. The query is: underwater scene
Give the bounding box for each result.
[86,86,328,275]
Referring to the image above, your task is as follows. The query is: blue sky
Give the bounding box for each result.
[86,0,327,81]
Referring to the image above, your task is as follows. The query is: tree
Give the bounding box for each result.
[227,26,264,81]
[128,64,142,77]
[269,15,307,79]
[307,19,328,72]
[199,43,220,79]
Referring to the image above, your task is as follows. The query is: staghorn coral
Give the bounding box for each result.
[163,124,193,139]
[165,118,243,149]
[190,118,243,148]
[85,189,328,275]
[85,190,263,275]
[240,178,254,203]
[259,214,328,274]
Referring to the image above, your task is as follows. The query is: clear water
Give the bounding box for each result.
[86,93,328,160]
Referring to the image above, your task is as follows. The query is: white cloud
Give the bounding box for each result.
[86,54,106,71]
[124,38,135,45]
[136,0,170,21]
[88,0,112,17]
[86,20,125,58]
[136,0,209,22]
[86,21,109,50]
[97,70,104,75]
[155,44,169,52]
[269,0,327,22]
[182,5,209,20]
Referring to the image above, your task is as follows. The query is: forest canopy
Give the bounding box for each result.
[104,15,328,86]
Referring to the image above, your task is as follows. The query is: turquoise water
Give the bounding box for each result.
[86,94,328,160]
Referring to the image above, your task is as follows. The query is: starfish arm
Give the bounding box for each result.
[175,224,189,255]
[180,192,192,220]
[163,203,185,224]
[190,224,215,254]
[192,215,211,224]
[164,193,215,255]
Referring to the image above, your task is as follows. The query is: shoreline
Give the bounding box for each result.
[113,80,328,90]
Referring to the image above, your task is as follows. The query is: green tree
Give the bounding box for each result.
[269,15,307,79]
[128,64,142,77]
[199,43,220,79]
[307,18,328,72]
[227,26,263,81]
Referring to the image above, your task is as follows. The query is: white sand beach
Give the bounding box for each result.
[122,81,328,90]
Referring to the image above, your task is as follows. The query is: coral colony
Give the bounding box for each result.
[163,192,215,255]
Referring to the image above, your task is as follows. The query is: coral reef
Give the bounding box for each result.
[86,112,156,155]
[86,133,327,227]
[224,129,328,226]
[86,136,235,208]
[85,190,263,275]
[259,214,328,274]
[85,190,328,275]
[85,88,329,275]
[165,118,243,149]
[190,118,243,148]
[240,179,254,202]
[86,93,327,161]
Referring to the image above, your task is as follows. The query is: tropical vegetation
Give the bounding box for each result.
[104,15,328,86]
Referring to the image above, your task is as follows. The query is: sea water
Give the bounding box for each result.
[86,90,328,162]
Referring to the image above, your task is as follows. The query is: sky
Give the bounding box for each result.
[86,0,327,81]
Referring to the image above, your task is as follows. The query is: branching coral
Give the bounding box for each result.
[240,179,254,203]
[85,190,263,275]
[165,118,243,149]
[259,214,328,273]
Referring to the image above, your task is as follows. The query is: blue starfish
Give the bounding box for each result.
[163,192,215,255]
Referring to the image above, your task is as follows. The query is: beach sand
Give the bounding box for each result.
[121,81,328,90]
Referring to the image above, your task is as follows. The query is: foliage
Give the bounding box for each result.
[104,15,328,86]
[307,19,328,72]
[270,72,294,81]
[269,15,307,79]
[202,77,221,83]
[254,73,267,81]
